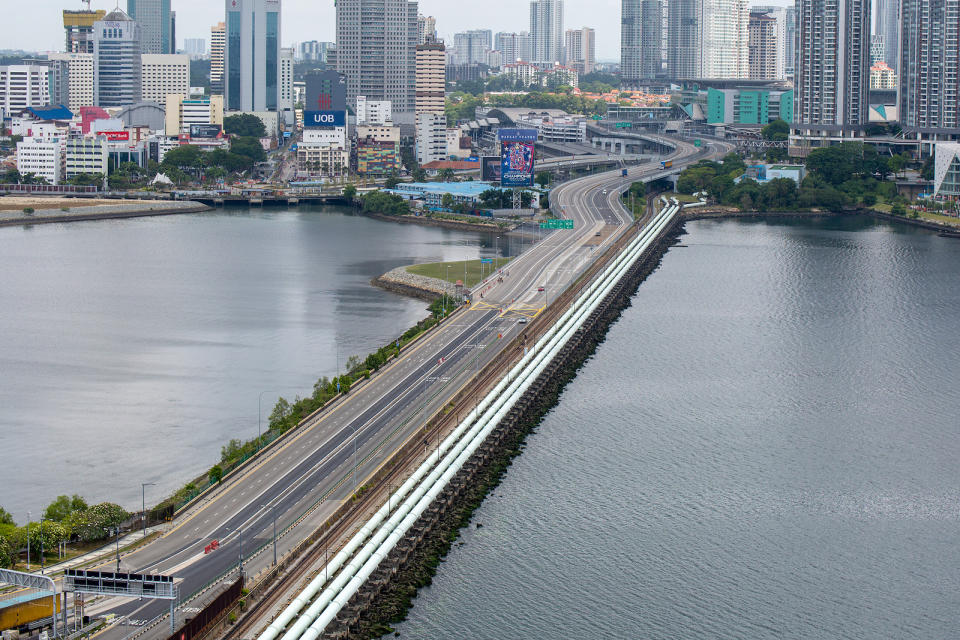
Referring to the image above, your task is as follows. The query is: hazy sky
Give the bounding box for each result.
[11,0,791,61]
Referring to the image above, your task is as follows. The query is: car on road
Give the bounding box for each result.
[537,286,545,292]
[518,318,528,324]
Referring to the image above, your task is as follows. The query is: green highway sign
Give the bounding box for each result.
[694,139,702,147]
[615,122,632,129]
[540,219,575,230]
[591,115,603,120]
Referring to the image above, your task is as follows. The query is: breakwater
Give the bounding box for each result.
[319,217,684,639]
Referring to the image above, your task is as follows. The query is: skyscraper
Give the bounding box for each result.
[751,6,787,79]
[453,30,493,65]
[792,0,870,152]
[93,8,142,107]
[874,0,900,71]
[210,22,226,94]
[784,4,797,76]
[564,27,595,74]
[63,8,107,54]
[530,0,564,66]
[668,0,748,79]
[224,0,282,112]
[621,0,662,82]
[496,32,534,64]
[416,41,446,115]
[899,0,960,148]
[304,70,347,111]
[127,0,174,54]
[748,11,778,80]
[417,14,437,44]
[336,0,418,115]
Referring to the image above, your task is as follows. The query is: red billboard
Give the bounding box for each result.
[100,131,130,141]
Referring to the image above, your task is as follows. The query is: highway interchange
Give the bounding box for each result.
[80,134,727,639]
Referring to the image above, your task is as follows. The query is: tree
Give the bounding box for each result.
[0,507,14,526]
[411,168,427,182]
[343,184,357,200]
[761,119,790,141]
[22,520,69,555]
[223,113,266,138]
[43,495,88,522]
[269,397,293,427]
[441,193,455,210]
[230,136,267,163]
[888,154,907,178]
[162,144,203,170]
[0,532,13,569]
[721,152,746,176]
[384,176,400,189]
[438,168,456,182]
[209,464,224,485]
[535,172,551,189]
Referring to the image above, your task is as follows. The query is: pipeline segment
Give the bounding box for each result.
[261,204,679,640]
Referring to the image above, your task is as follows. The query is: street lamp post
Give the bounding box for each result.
[26,511,30,570]
[261,504,277,567]
[40,517,45,574]
[141,482,155,538]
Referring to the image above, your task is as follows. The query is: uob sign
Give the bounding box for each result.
[304,110,345,128]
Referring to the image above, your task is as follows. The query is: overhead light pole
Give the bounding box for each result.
[141,482,155,538]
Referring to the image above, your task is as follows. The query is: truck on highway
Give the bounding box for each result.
[621,168,628,177]
[661,160,673,169]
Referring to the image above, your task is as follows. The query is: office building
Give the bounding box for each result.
[530,0,564,65]
[165,94,224,135]
[792,0,870,154]
[748,11,778,80]
[416,41,446,115]
[128,0,174,54]
[668,0,749,79]
[932,142,960,197]
[707,87,794,124]
[564,27,595,75]
[356,96,392,125]
[48,53,94,112]
[93,9,142,108]
[304,70,348,111]
[417,14,437,44]
[17,136,65,185]
[356,124,401,175]
[875,0,900,70]
[225,0,282,112]
[416,111,447,164]
[65,135,109,179]
[298,41,334,63]
[140,54,189,104]
[64,9,107,54]
[280,47,294,115]
[184,38,207,58]
[336,0,418,114]
[0,66,51,118]
[899,0,960,148]
[211,22,226,93]
[621,0,662,82]
[453,30,493,66]
[495,32,532,64]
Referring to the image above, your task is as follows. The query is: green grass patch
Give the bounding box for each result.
[672,193,701,203]
[916,210,960,226]
[407,258,514,289]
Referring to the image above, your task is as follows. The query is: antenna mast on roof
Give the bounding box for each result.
[82,0,92,9]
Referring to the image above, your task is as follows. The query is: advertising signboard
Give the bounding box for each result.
[101,131,130,141]
[190,124,222,139]
[303,110,346,129]
[498,129,537,188]
[481,155,501,182]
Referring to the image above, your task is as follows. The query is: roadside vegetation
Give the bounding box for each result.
[407,257,515,289]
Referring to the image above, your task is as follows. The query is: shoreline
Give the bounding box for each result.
[372,266,457,302]
[684,206,960,234]
[0,201,211,227]
[365,211,514,234]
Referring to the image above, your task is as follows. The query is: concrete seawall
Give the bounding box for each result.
[322,217,685,639]
[0,201,210,227]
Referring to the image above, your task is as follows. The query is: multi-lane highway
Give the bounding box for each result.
[82,135,727,639]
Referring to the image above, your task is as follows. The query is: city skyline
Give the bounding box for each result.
[7,0,794,61]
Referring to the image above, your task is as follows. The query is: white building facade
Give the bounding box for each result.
[0,66,50,117]
[141,54,189,104]
[47,53,94,111]
[17,137,65,185]
[416,112,447,165]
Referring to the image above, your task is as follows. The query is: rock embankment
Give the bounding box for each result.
[373,266,458,302]
[0,200,209,227]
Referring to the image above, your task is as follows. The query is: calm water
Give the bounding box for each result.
[394,215,960,639]
[0,207,511,519]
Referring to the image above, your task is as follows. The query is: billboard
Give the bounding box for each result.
[101,131,129,141]
[303,110,346,129]
[481,156,501,182]
[190,124,222,139]
[498,129,537,187]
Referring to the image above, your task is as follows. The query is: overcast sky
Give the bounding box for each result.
[11,0,791,61]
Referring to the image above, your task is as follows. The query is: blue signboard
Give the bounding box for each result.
[303,110,346,128]
[499,129,537,188]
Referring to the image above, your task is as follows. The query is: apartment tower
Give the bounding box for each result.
[621,0,662,82]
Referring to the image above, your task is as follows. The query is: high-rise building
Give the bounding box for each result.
[417,14,437,44]
[530,0,564,66]
[870,61,897,89]
[874,0,900,71]
[184,38,207,58]
[279,47,295,113]
[792,0,870,154]
[748,11,778,80]
[564,27,595,74]
[416,112,447,164]
[621,0,662,82]
[495,32,534,63]
[356,96,393,124]
[140,54,189,104]
[336,0,418,114]
[48,53,94,111]
[298,41,334,63]
[416,41,446,115]
[899,0,960,148]
[224,0,282,112]
[64,9,107,54]
[165,94,225,135]
[0,66,50,116]
[127,0,174,54]
[784,4,797,76]
[453,30,493,66]
[93,9,143,108]
[751,6,787,79]
[668,0,749,79]
[304,70,348,111]
[210,22,226,94]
